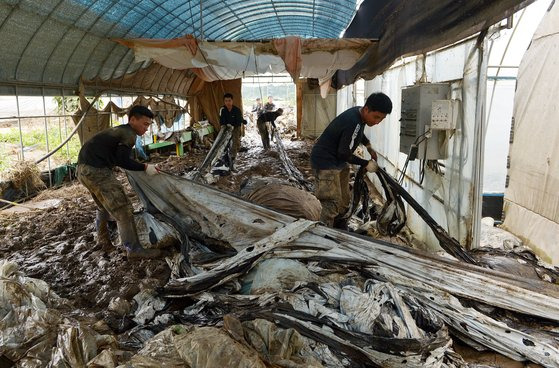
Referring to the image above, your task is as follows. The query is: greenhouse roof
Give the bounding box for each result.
[0,0,536,95]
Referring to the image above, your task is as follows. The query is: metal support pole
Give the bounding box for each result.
[61,89,70,159]
[471,35,490,250]
[200,0,204,41]
[42,88,52,187]
[15,87,24,162]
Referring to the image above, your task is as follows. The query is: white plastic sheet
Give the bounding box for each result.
[502,2,559,264]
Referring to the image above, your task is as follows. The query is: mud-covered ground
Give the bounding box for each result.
[0,129,314,317]
[0,126,545,367]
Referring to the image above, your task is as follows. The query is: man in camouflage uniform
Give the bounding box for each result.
[310,92,392,228]
[77,105,161,260]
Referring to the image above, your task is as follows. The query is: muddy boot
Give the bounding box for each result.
[95,209,115,252]
[126,244,162,260]
[117,213,161,260]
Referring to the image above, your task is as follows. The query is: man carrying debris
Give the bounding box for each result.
[257,108,283,150]
[219,93,244,164]
[310,92,392,228]
[77,105,161,260]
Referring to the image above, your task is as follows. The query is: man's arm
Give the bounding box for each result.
[219,107,229,125]
[361,135,377,160]
[337,125,368,166]
[115,144,147,171]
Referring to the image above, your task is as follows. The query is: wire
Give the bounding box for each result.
[398,129,431,185]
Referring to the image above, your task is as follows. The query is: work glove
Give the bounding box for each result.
[366,160,378,173]
[145,164,160,176]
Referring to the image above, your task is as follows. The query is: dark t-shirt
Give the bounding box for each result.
[78,124,145,171]
[310,106,370,170]
[220,105,243,127]
[257,111,282,127]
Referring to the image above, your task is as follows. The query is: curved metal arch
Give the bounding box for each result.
[0,4,18,38]
[234,23,333,40]
[213,14,340,40]
[60,0,135,84]
[14,0,67,80]
[86,0,200,87]
[78,0,190,87]
[156,66,176,93]
[208,14,343,40]
[270,0,287,36]
[208,0,260,40]
[199,1,353,39]
[235,16,341,39]
[41,0,118,83]
[199,0,355,24]
[104,2,202,89]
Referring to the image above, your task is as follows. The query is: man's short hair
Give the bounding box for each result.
[364,92,392,114]
[268,95,273,99]
[129,105,154,119]
[256,97,261,101]
[224,93,233,99]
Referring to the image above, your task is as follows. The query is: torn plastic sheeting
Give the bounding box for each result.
[227,317,324,368]
[247,259,315,294]
[123,324,267,368]
[50,322,99,368]
[127,170,559,321]
[0,260,111,367]
[178,285,452,367]
[132,289,167,325]
[135,212,181,249]
[163,219,317,296]
[189,124,233,183]
[271,128,313,191]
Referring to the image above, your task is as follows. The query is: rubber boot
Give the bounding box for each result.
[117,212,161,260]
[95,209,115,252]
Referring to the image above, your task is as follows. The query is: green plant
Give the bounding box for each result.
[0,124,82,165]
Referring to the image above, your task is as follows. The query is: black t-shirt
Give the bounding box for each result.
[310,106,370,170]
[78,124,145,171]
[219,105,243,127]
[257,111,282,127]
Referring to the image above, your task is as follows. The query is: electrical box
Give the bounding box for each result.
[400,83,450,160]
[431,99,459,130]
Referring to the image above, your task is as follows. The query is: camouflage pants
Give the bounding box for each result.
[77,164,139,247]
[314,167,350,227]
[230,125,241,161]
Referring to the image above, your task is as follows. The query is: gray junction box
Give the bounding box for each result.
[400,83,451,160]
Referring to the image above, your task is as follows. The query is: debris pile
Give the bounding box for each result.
[126,170,559,367]
[2,128,559,367]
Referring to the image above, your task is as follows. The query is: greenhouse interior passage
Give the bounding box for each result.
[1,0,559,367]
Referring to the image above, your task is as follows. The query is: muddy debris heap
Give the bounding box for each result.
[2,133,559,367]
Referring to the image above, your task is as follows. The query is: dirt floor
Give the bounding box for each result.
[0,128,317,335]
[1,126,530,367]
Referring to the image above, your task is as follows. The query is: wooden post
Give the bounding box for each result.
[296,79,303,138]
